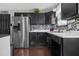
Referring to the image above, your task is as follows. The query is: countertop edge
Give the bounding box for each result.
[30,30,79,38]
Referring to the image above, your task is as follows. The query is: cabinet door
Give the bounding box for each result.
[38,33,46,43]
[29,32,47,48]
[46,33,61,56]
[29,32,37,47]
[38,13,45,25]
[30,13,38,25]
[30,14,36,25]
[45,13,51,24]
[0,14,10,34]
[30,13,45,25]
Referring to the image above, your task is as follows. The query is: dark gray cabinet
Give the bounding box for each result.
[46,33,61,45]
[30,13,45,25]
[45,13,51,24]
[29,32,47,48]
[29,32,37,47]
[0,14,10,34]
[30,12,55,25]
[45,11,56,24]
[37,32,47,44]
[46,33,61,56]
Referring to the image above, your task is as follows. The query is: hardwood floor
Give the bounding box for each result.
[13,48,29,56]
[13,48,51,56]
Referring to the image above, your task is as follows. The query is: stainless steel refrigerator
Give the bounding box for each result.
[12,16,30,49]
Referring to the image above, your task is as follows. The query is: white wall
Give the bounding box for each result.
[0,36,10,56]
[0,3,58,12]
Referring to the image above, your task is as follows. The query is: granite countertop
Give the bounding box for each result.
[30,30,79,38]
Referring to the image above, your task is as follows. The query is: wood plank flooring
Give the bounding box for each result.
[13,48,51,56]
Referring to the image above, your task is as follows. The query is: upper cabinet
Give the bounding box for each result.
[30,12,56,25]
[61,3,78,20]
[30,13,45,25]
[45,13,51,24]
[0,14,10,34]
[45,11,56,24]
[14,12,56,25]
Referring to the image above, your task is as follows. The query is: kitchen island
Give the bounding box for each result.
[47,31,79,38]
[30,30,79,56]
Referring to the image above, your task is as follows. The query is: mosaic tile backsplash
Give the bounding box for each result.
[67,19,79,31]
[30,25,51,30]
[30,19,79,31]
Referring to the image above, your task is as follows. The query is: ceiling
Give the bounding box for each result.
[0,3,58,11]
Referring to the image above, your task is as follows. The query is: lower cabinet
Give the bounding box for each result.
[29,32,61,56]
[46,33,61,56]
[29,32,47,48]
